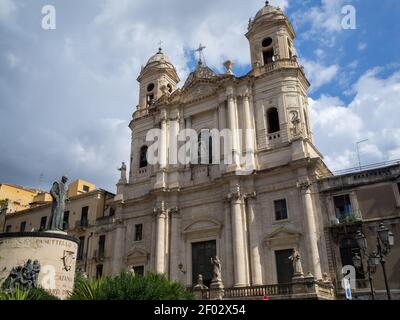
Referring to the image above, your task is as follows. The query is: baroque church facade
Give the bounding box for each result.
[109,3,332,288]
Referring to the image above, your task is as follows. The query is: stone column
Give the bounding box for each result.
[154,202,167,274]
[245,192,263,285]
[160,113,168,169]
[218,102,227,130]
[169,207,181,281]
[223,198,234,287]
[169,116,180,168]
[299,182,322,280]
[227,93,240,169]
[242,91,256,172]
[227,185,249,287]
[185,117,192,169]
[218,101,227,167]
[111,220,125,275]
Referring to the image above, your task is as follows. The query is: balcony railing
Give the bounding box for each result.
[263,58,300,73]
[330,211,363,227]
[224,283,292,298]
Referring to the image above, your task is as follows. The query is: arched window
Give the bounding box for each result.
[267,108,280,133]
[262,37,274,65]
[139,146,148,168]
[167,84,173,93]
[198,131,212,164]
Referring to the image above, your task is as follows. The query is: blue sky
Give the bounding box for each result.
[0,0,399,192]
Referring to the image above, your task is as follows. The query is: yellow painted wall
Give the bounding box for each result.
[0,184,40,213]
[68,179,96,198]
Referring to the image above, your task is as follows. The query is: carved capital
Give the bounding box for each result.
[244,191,257,200]
[153,201,167,218]
[297,181,312,191]
[226,184,243,202]
[168,207,180,216]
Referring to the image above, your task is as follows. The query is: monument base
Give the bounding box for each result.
[0,231,79,300]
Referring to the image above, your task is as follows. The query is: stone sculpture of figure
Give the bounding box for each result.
[118,162,127,183]
[211,256,222,282]
[2,259,41,292]
[49,176,69,230]
[290,111,301,137]
[129,266,135,276]
[289,249,304,277]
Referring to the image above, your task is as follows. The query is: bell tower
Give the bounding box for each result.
[246,1,296,68]
[247,2,316,160]
[137,47,180,110]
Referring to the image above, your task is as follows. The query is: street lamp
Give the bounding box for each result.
[354,223,395,300]
[355,230,367,252]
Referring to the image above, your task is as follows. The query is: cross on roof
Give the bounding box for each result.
[195,43,206,65]
[158,40,163,53]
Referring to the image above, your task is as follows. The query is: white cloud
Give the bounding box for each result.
[358,42,367,51]
[301,59,339,91]
[310,67,400,172]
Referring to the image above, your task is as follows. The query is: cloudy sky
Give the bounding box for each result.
[0,0,399,192]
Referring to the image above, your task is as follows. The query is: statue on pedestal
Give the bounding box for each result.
[48,176,69,231]
[118,162,127,183]
[211,256,222,282]
[289,249,304,277]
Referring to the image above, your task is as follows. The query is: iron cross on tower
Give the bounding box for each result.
[195,43,206,65]
[158,40,163,53]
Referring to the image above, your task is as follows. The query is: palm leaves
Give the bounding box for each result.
[70,271,194,300]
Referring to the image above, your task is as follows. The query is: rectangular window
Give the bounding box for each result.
[96,264,103,278]
[63,211,69,230]
[83,185,90,192]
[334,195,353,220]
[77,236,85,260]
[274,199,288,221]
[20,221,26,232]
[81,206,89,227]
[397,183,400,195]
[5,225,12,233]
[98,235,106,258]
[134,224,143,242]
[40,216,47,231]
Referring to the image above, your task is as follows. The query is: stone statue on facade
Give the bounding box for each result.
[2,259,41,292]
[129,266,136,276]
[290,111,302,137]
[48,176,69,231]
[289,249,304,277]
[118,162,127,183]
[211,256,222,282]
